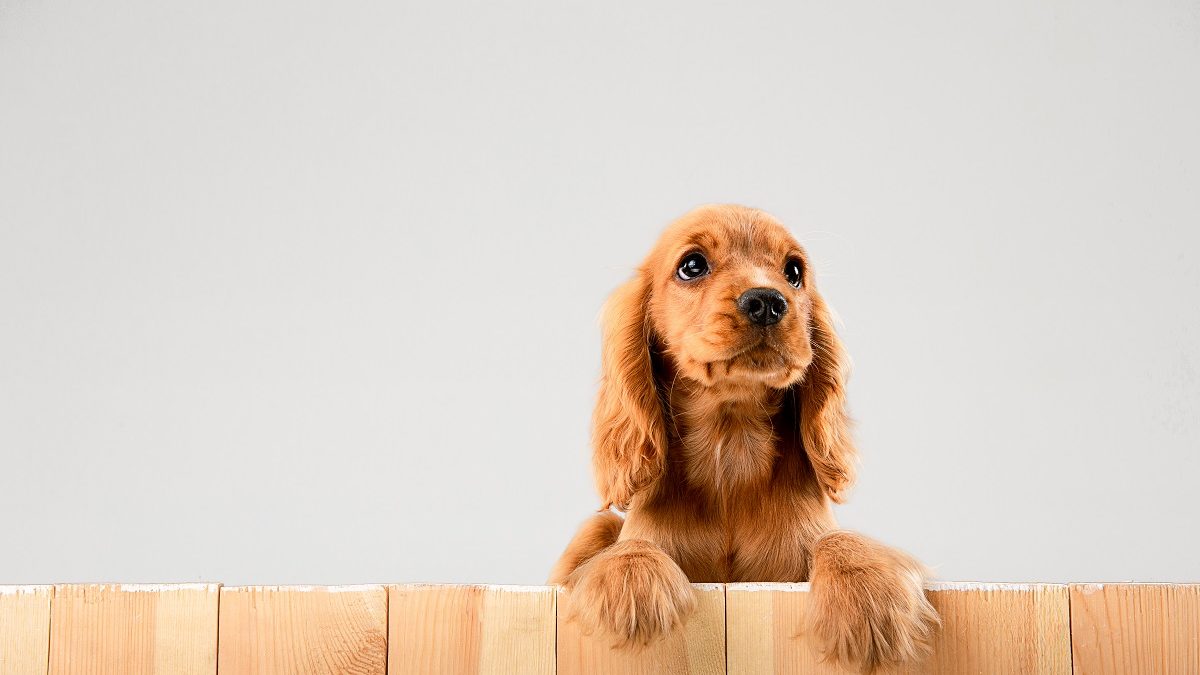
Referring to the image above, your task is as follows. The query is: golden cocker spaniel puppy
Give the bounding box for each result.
[550,204,938,673]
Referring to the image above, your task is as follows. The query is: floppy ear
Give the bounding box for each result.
[795,292,858,503]
[591,273,668,510]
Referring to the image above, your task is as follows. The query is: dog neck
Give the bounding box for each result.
[668,377,783,499]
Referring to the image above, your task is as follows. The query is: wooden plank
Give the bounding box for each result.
[47,583,219,675]
[1070,583,1200,675]
[556,582,725,675]
[920,583,1071,675]
[0,585,52,675]
[389,584,555,675]
[727,583,822,675]
[217,584,387,675]
[726,582,1071,675]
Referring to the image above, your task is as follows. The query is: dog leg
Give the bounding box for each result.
[548,511,624,584]
[806,530,938,673]
[563,538,696,647]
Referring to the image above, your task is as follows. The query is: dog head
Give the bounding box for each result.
[593,204,856,507]
[643,204,818,390]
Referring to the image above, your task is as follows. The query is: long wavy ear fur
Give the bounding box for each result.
[796,292,858,503]
[591,273,667,510]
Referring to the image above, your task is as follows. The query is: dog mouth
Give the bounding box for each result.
[728,344,790,372]
[700,341,798,384]
[724,338,782,365]
[680,327,809,387]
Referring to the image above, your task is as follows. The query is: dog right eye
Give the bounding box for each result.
[677,252,710,281]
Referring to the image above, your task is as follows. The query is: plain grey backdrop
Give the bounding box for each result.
[2,1,1198,585]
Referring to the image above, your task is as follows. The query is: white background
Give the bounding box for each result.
[2,1,1198,584]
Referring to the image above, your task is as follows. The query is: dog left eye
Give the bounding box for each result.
[784,258,804,288]
[677,252,710,281]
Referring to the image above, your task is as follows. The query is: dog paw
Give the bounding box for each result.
[807,531,939,673]
[565,539,696,647]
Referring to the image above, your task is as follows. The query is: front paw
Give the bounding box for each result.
[565,539,696,647]
[807,531,939,673]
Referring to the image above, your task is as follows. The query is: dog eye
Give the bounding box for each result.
[784,258,804,288]
[677,252,710,281]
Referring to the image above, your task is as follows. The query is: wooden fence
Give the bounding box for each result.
[1,582,1197,674]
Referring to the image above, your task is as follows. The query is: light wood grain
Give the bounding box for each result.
[389,584,555,675]
[556,583,725,675]
[919,583,1071,675]
[217,585,387,675]
[19,580,1200,673]
[0,586,52,675]
[726,582,1071,675]
[1070,583,1200,674]
[727,583,825,675]
[47,583,219,675]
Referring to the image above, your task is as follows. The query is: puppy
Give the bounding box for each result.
[550,204,937,673]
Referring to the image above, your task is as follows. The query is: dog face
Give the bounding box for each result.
[642,205,816,390]
[592,204,855,509]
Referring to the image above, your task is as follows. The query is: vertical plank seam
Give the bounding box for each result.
[722,584,729,675]
[214,583,222,675]
[552,585,559,675]
[1066,586,1075,675]
[384,585,390,675]
[43,584,55,675]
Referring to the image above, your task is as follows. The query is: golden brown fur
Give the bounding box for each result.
[551,205,938,672]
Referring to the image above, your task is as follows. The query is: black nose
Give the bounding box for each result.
[737,287,788,326]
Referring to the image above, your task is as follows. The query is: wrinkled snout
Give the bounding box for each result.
[737,287,787,326]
